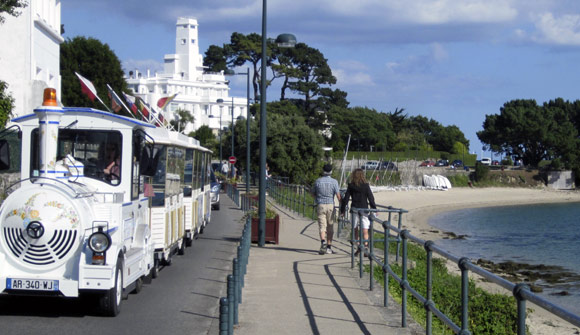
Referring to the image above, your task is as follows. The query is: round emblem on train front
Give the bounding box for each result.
[26,221,45,239]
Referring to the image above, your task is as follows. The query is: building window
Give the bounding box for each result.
[181,39,186,45]
[191,39,196,44]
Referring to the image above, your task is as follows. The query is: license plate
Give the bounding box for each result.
[6,278,59,291]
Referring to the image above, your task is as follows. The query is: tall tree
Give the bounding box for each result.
[60,36,128,111]
[281,43,336,114]
[0,0,27,24]
[204,32,277,102]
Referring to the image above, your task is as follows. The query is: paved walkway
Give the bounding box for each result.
[234,202,423,335]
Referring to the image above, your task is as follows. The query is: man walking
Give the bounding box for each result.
[313,164,341,254]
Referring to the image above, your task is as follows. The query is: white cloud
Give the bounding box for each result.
[531,12,580,46]
[333,61,375,87]
[312,0,518,24]
[384,43,449,75]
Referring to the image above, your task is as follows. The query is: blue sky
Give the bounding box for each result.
[61,0,580,158]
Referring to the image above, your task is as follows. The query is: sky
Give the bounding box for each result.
[60,0,580,158]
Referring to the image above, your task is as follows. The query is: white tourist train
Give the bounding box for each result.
[0,88,213,316]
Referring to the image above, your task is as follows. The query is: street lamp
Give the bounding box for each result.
[216,98,235,158]
[225,67,251,194]
[258,0,297,246]
[209,111,223,164]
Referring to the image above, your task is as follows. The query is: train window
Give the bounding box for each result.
[150,145,166,206]
[184,148,193,196]
[131,131,145,200]
[30,129,122,185]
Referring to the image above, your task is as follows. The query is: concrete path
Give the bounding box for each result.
[234,203,423,335]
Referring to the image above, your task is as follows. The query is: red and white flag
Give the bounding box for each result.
[75,72,97,101]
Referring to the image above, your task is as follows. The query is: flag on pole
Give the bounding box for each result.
[106,85,123,113]
[157,93,178,109]
[150,105,166,127]
[135,97,151,119]
[75,72,112,112]
[75,72,97,101]
[121,92,139,116]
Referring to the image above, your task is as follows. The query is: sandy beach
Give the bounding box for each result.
[371,187,580,335]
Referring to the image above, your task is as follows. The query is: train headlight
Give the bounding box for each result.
[88,231,111,253]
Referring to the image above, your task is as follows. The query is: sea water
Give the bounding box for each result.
[428,202,580,316]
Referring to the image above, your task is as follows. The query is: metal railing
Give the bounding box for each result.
[350,207,580,335]
[218,216,251,335]
[266,177,317,219]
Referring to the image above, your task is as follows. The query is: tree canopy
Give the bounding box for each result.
[60,36,128,112]
[477,98,580,168]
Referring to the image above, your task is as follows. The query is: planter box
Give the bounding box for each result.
[251,215,280,244]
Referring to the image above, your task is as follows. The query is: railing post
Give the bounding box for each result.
[458,257,471,335]
[396,211,402,261]
[358,211,364,278]
[384,220,390,307]
[424,240,435,335]
[513,283,529,335]
[238,244,244,290]
[401,229,409,328]
[227,275,234,335]
[369,213,374,291]
[351,211,355,269]
[219,297,229,335]
[233,258,240,324]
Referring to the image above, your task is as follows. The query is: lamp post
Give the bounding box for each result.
[225,68,251,194]
[217,98,236,177]
[258,0,297,246]
[209,111,223,164]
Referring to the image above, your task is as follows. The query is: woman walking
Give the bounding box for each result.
[340,168,377,256]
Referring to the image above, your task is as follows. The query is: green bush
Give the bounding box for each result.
[446,174,470,187]
[473,162,490,182]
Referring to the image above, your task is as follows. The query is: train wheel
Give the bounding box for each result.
[163,253,172,266]
[151,258,159,279]
[100,260,123,316]
[132,277,143,294]
[178,238,186,255]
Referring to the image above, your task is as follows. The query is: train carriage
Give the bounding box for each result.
[182,137,211,246]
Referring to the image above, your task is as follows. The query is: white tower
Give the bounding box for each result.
[164,17,204,81]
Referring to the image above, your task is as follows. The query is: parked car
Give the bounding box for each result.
[481,157,492,166]
[435,159,449,167]
[492,160,500,166]
[210,170,221,210]
[419,160,435,167]
[362,161,379,170]
[379,161,398,171]
[451,160,463,167]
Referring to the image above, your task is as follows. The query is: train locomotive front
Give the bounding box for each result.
[0,89,156,316]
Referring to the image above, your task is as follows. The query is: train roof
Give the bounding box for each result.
[11,107,156,130]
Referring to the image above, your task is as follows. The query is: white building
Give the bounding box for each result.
[0,0,63,117]
[126,17,247,134]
